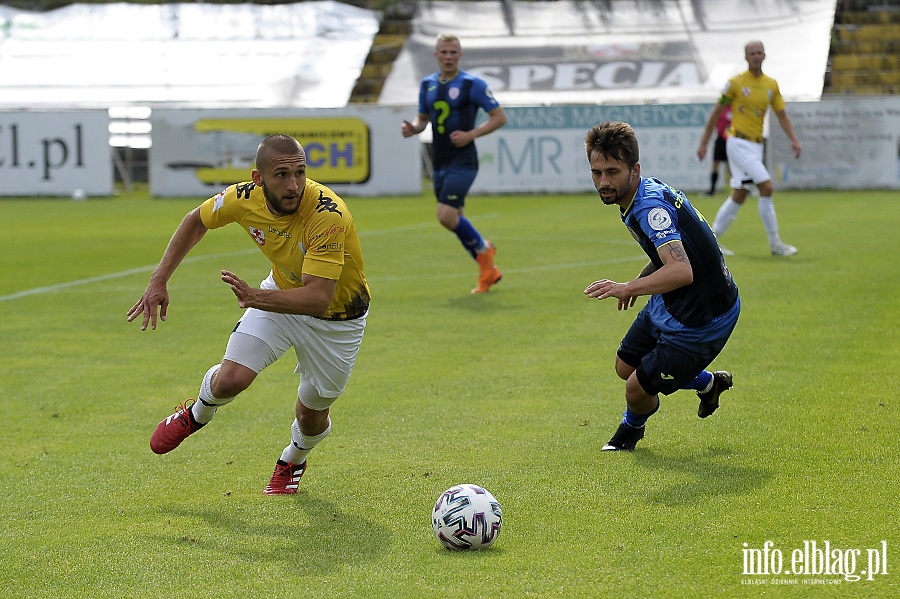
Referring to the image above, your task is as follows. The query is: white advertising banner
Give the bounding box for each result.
[381,0,836,106]
[150,107,421,198]
[768,97,900,190]
[0,111,113,196]
[454,98,900,195]
[0,2,379,110]
[469,103,713,195]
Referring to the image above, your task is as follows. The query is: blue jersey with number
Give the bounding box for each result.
[622,177,738,327]
[417,70,501,171]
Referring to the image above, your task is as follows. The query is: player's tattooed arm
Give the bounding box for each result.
[665,242,689,264]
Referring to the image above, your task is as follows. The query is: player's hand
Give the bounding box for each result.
[401,120,417,138]
[584,279,637,311]
[696,144,707,161]
[126,282,169,331]
[449,130,473,148]
[792,140,802,159]
[221,270,256,309]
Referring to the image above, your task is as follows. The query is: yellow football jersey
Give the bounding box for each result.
[719,70,785,142]
[199,178,370,320]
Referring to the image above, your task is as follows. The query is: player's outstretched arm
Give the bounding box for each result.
[775,110,802,158]
[584,242,693,310]
[697,104,725,161]
[220,270,337,317]
[401,114,429,138]
[584,278,638,311]
[127,207,208,331]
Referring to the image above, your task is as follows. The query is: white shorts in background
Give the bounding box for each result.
[222,274,367,401]
[726,136,770,189]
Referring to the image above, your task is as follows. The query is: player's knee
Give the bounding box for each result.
[624,376,655,408]
[436,204,459,230]
[614,356,635,381]
[211,362,255,398]
[437,213,457,230]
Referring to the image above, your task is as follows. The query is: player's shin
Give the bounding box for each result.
[192,363,236,424]
[280,417,332,464]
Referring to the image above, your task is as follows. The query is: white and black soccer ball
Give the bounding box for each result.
[432,484,502,550]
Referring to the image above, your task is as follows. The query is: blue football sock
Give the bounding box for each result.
[622,398,660,429]
[453,216,485,259]
[685,370,713,392]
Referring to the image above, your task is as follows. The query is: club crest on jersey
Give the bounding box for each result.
[449,87,460,100]
[213,189,226,212]
[647,207,672,231]
[249,226,266,246]
[742,87,751,97]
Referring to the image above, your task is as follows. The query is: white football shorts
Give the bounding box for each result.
[726,136,771,189]
[222,274,367,405]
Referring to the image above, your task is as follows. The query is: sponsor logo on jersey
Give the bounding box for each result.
[318,242,344,252]
[267,226,292,239]
[315,190,343,215]
[309,224,347,247]
[235,182,255,199]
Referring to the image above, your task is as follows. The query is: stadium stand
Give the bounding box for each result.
[348,1,415,104]
[6,0,895,187]
[826,0,900,95]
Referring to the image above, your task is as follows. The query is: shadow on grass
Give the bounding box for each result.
[445,293,524,312]
[633,446,773,506]
[153,493,390,575]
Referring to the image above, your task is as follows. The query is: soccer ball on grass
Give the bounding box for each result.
[432,484,502,550]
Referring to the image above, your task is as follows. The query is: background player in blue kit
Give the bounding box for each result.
[583,121,741,451]
[401,33,507,294]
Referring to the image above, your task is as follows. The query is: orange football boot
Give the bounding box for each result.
[471,242,502,293]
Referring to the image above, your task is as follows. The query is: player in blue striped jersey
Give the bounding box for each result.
[583,121,741,451]
[402,33,506,294]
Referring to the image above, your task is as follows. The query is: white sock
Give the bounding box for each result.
[191,364,234,424]
[280,417,332,465]
[712,197,742,238]
[757,196,781,245]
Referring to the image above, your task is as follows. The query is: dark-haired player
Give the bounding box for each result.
[583,121,741,451]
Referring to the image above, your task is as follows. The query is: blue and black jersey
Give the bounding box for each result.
[417,70,501,171]
[622,177,738,328]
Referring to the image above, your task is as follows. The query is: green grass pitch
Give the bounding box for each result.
[0,186,897,598]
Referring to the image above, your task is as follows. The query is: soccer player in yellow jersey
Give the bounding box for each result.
[127,134,370,494]
[697,40,802,256]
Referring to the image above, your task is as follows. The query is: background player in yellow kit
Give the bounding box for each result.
[697,40,802,257]
[128,134,370,495]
